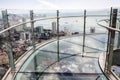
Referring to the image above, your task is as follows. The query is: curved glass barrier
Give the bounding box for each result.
[14,34,108,80]
[0,8,117,80]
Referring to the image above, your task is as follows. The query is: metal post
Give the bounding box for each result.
[57,10,60,61]
[82,10,86,57]
[30,11,37,79]
[105,7,112,71]
[108,9,118,71]
[107,7,112,53]
[30,10,35,51]
[2,10,15,71]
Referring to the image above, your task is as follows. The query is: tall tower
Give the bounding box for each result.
[64,27,71,36]
[0,19,2,30]
[22,18,26,31]
[40,26,44,33]
[52,22,57,34]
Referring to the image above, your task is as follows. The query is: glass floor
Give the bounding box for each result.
[14,34,108,80]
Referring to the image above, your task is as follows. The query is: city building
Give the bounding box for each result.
[0,19,2,30]
[35,26,44,34]
[20,31,31,41]
[64,27,71,36]
[52,22,57,34]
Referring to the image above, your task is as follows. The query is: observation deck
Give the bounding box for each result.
[0,8,120,80]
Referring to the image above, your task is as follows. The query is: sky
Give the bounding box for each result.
[0,0,120,10]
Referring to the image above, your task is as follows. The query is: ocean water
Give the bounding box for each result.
[33,16,109,33]
[0,9,111,34]
[9,9,109,33]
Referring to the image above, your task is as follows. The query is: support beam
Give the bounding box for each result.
[57,10,60,61]
[30,10,35,51]
[82,10,86,56]
[107,7,112,53]
[108,9,118,71]
[105,7,112,71]
[31,9,37,76]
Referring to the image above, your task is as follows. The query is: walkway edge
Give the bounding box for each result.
[98,53,119,80]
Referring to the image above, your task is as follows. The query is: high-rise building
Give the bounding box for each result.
[21,18,26,30]
[52,22,57,34]
[35,26,44,34]
[0,19,2,30]
[20,32,31,40]
[64,27,71,36]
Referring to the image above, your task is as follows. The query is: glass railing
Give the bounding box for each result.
[14,36,108,80]
[0,8,119,80]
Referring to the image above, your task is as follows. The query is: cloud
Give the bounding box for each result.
[36,0,59,9]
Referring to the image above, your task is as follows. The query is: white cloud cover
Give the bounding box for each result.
[36,0,60,9]
[0,0,119,10]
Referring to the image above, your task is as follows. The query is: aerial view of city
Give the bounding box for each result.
[0,0,120,80]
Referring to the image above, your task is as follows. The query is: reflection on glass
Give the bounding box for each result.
[15,34,108,80]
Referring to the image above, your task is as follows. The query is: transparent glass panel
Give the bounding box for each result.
[14,35,108,80]
[85,34,107,53]
[7,9,30,26]
[4,10,33,61]
[85,10,109,54]
[0,9,114,80]
[59,10,84,17]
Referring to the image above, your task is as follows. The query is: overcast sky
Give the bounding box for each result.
[0,0,120,10]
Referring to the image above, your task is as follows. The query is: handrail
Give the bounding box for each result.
[97,19,120,32]
[0,15,113,34]
[0,15,85,34]
[0,17,56,34]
